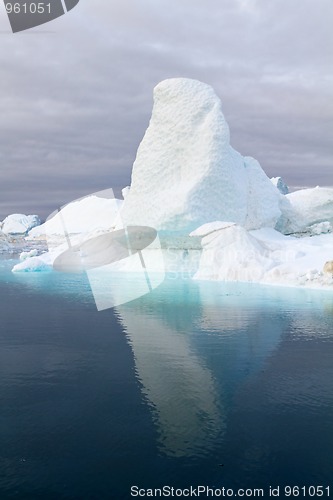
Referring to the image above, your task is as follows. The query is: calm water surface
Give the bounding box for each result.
[0,257,333,499]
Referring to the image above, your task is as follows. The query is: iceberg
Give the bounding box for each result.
[1,213,40,235]
[10,78,333,295]
[119,78,282,242]
[12,255,52,272]
[277,187,333,235]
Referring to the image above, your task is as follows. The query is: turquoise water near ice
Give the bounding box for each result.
[1,256,333,499]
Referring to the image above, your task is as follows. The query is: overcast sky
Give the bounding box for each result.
[0,0,332,219]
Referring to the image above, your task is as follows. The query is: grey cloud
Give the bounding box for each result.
[0,0,332,219]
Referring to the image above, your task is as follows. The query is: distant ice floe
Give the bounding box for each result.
[0,213,41,254]
[13,255,52,272]
[8,78,333,294]
[1,213,40,235]
[9,246,52,272]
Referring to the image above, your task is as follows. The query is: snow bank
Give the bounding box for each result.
[277,187,333,235]
[119,78,282,237]
[1,213,40,235]
[191,222,333,289]
[28,195,123,239]
[191,223,275,282]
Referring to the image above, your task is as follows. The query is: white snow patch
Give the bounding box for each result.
[122,186,130,199]
[191,222,333,290]
[277,187,333,235]
[308,221,332,236]
[28,195,123,239]
[19,249,38,261]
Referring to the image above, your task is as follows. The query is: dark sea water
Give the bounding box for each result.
[0,256,333,499]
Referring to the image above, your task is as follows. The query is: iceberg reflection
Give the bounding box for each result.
[115,278,288,458]
[117,301,224,457]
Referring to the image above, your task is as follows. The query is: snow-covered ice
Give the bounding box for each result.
[28,194,123,240]
[13,254,52,272]
[277,187,333,235]
[19,249,38,261]
[1,213,40,235]
[191,222,333,289]
[119,78,282,237]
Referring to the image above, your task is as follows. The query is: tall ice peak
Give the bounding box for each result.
[119,78,282,235]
